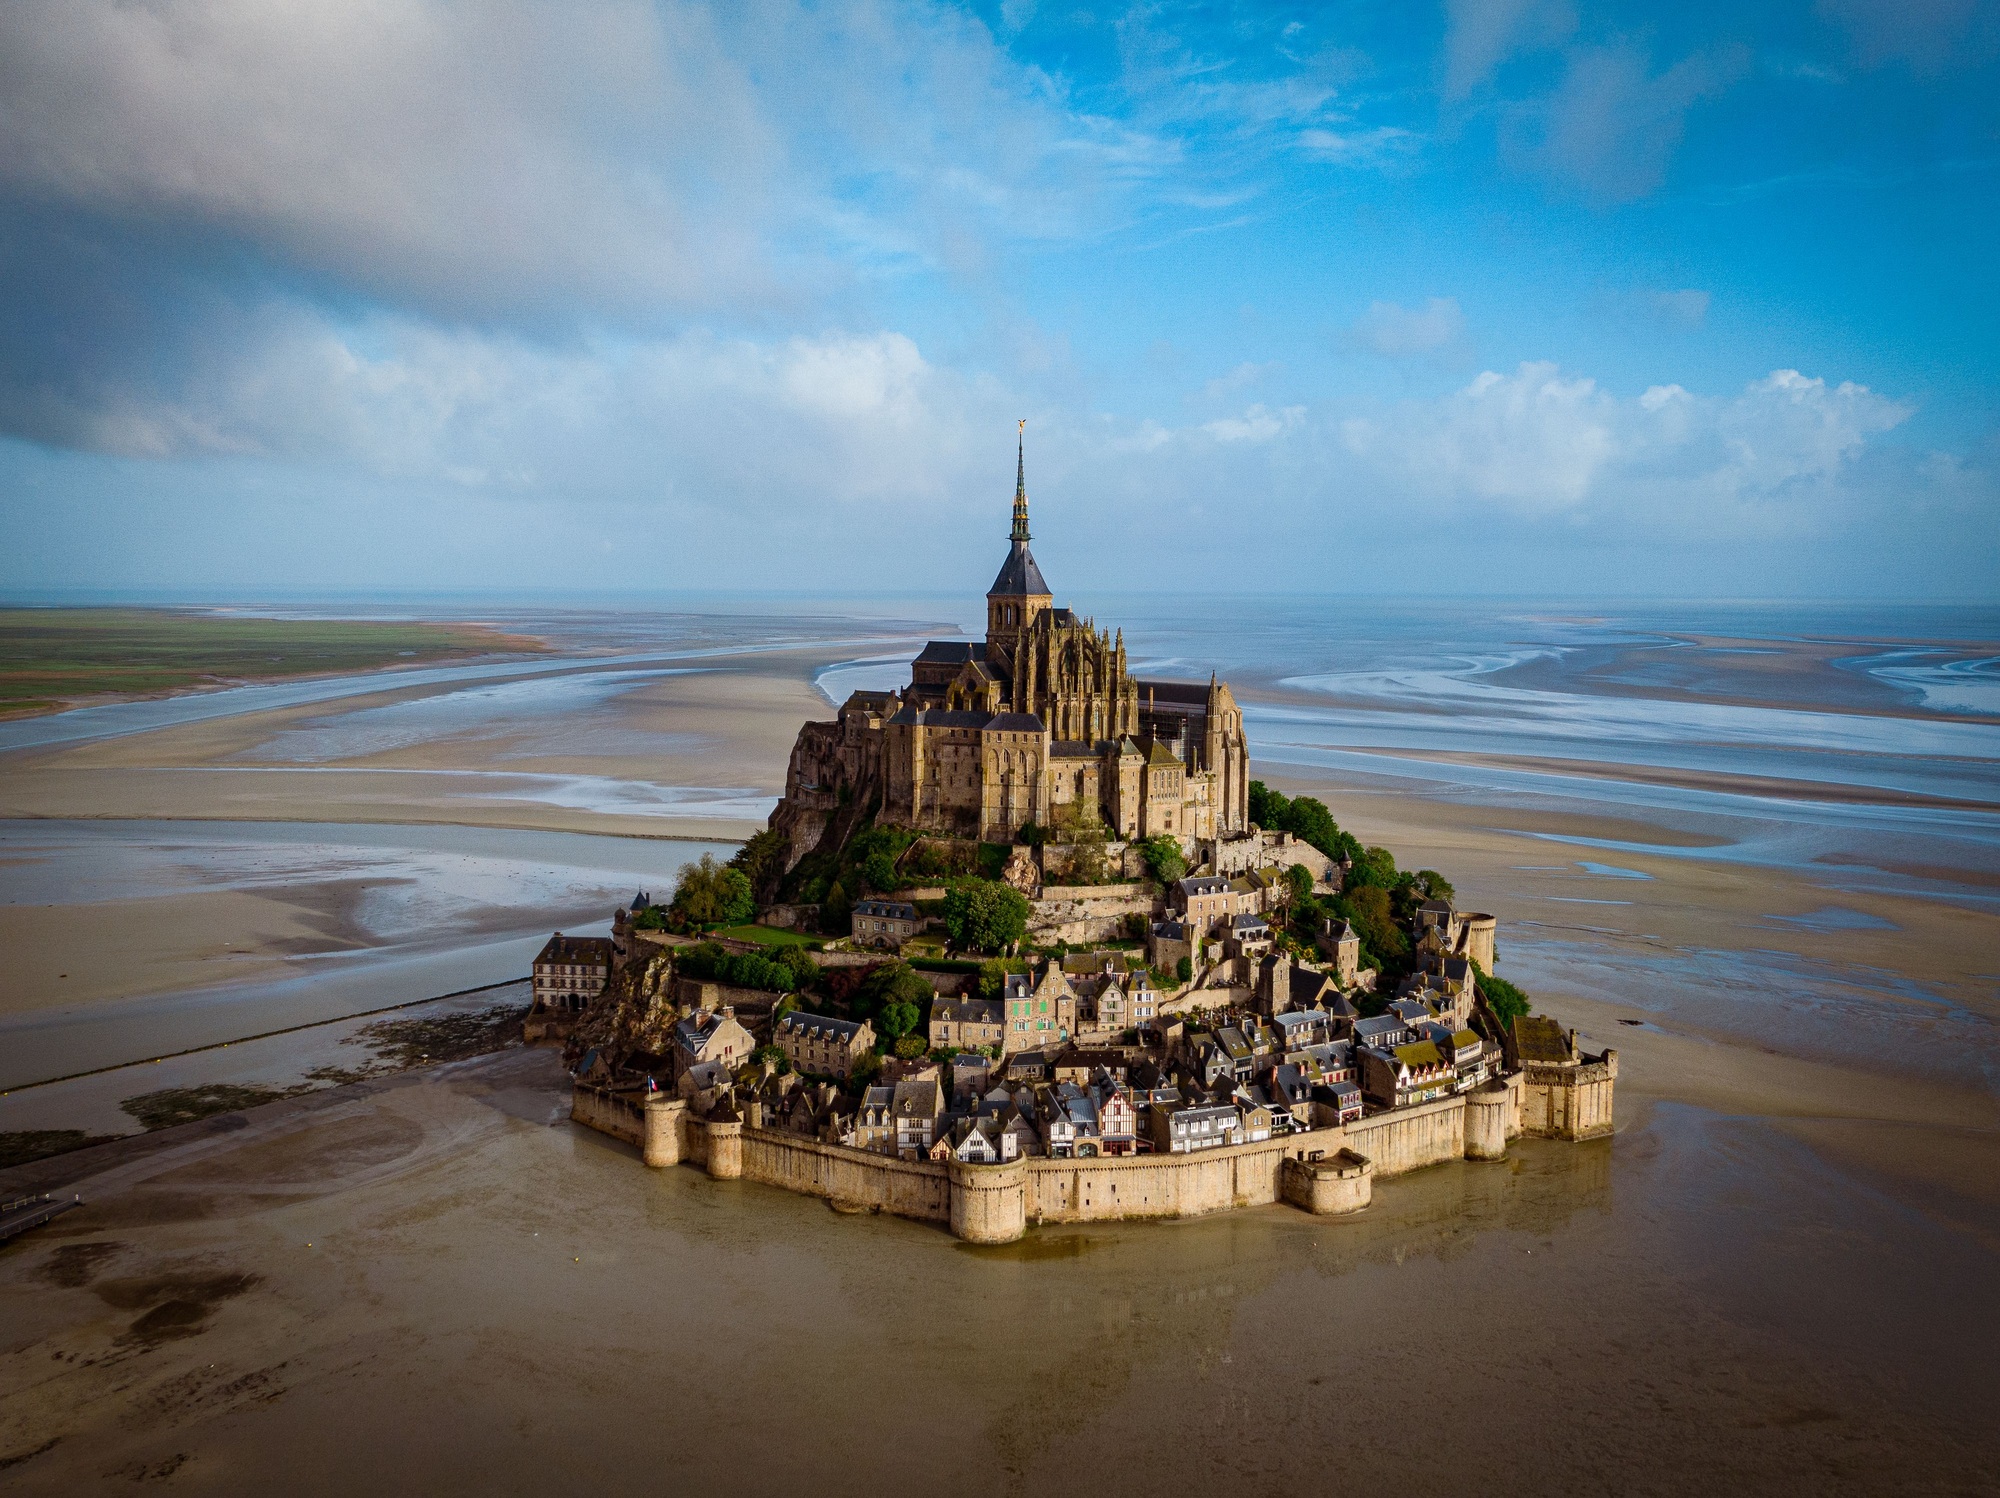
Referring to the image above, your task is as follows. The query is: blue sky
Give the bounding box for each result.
[1,0,1995,600]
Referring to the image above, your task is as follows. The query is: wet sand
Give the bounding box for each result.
[0,649,840,843]
[1,611,1995,1491]
[0,1048,1992,1495]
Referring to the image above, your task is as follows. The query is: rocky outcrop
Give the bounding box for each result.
[564,949,679,1072]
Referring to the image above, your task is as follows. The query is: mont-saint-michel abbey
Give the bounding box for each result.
[776,430,1250,858]
[552,430,1618,1246]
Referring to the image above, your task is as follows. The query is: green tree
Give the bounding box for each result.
[728,828,790,896]
[775,946,819,989]
[1411,869,1456,902]
[1471,960,1531,1026]
[860,850,900,894]
[977,959,1010,1001]
[892,1031,929,1059]
[854,961,933,1024]
[670,855,756,927]
[1342,885,1409,973]
[942,879,1031,953]
[1137,835,1187,885]
[819,878,852,935]
[880,999,923,1041]
[1248,780,1289,829]
[1175,954,1193,984]
[1286,863,1314,903]
[1015,820,1048,847]
[1345,844,1400,891]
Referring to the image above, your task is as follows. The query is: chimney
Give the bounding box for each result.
[722,1005,735,1021]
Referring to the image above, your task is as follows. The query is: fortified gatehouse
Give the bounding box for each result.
[771,428,1250,864]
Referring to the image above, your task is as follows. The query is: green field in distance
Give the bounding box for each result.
[0,608,544,717]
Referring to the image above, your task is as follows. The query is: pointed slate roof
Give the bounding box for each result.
[989,538,1050,598]
[990,426,1051,597]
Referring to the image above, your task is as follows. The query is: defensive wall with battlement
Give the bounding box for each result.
[569,1051,1614,1243]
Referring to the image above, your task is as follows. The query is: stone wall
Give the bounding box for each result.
[1521,1051,1618,1140]
[740,1128,952,1223]
[571,1061,1609,1242]
[1028,882,1157,945]
[1340,1091,1468,1176]
[571,1085,645,1147]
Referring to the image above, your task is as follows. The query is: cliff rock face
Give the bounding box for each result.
[770,707,886,876]
[564,950,679,1072]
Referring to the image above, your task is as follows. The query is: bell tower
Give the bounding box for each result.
[985,420,1052,668]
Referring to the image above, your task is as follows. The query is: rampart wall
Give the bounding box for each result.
[570,1085,645,1147]
[572,1062,1607,1243]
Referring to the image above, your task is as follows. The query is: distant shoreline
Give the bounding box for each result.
[0,607,551,723]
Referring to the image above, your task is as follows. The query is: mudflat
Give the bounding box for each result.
[0,605,1995,1493]
[1,1048,1992,1494]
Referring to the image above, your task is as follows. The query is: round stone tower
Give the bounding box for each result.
[705,1119,744,1180]
[1465,1081,1511,1161]
[948,1159,1027,1244]
[643,1095,685,1168]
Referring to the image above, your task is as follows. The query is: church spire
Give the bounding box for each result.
[1011,419,1031,543]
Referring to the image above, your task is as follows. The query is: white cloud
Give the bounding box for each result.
[1350,297,1466,358]
[1338,360,1912,520]
[1343,362,1614,509]
[1202,404,1305,444]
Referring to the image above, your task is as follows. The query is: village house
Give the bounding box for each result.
[1359,1039,1458,1110]
[851,898,920,950]
[1097,1085,1138,1154]
[774,1010,876,1078]
[1316,916,1361,986]
[1173,874,1235,934]
[892,1076,945,1158]
[1148,1096,1243,1153]
[1147,918,1195,974]
[950,1051,993,1103]
[852,1083,896,1151]
[929,995,1004,1051]
[1312,1078,1365,1125]
[671,1006,755,1085]
[1224,912,1272,959]
[529,933,615,1036]
[1040,1082,1103,1158]
[1003,964,1077,1053]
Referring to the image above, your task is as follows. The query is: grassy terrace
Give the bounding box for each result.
[713,924,817,948]
[0,608,546,717]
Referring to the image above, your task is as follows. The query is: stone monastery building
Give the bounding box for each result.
[776,430,1251,853]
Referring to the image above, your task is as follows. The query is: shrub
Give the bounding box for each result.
[1137,834,1186,885]
[1176,955,1193,983]
[892,1032,929,1059]
[670,855,755,927]
[675,942,799,994]
[1472,960,1531,1026]
[942,879,1031,953]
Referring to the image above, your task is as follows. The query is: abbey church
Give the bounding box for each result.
[772,432,1250,861]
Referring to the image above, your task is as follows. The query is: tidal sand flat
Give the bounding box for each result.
[2,598,1996,1493]
[0,1049,1991,1494]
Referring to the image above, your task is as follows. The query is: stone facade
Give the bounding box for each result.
[769,434,1250,862]
[774,1010,875,1078]
[527,932,614,1040]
